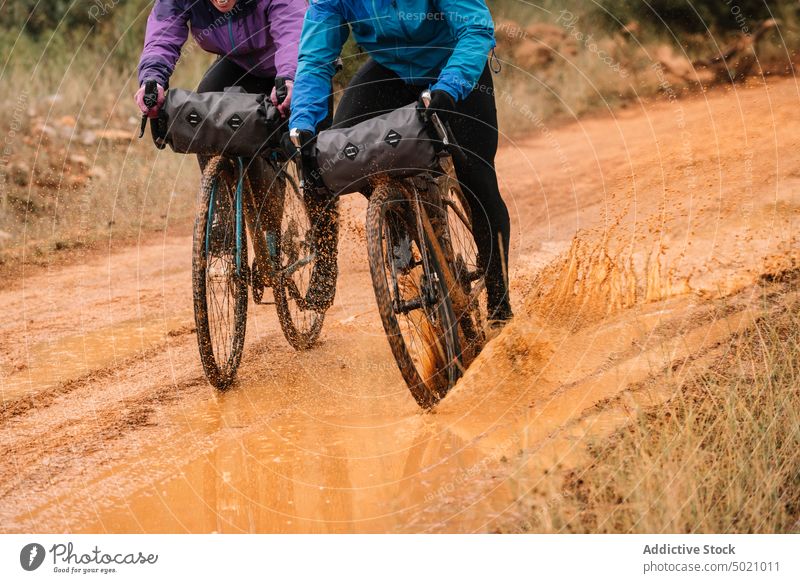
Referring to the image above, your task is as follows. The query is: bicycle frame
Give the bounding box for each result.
[206,155,317,305]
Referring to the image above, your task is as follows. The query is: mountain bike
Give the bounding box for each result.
[365,93,488,408]
[139,81,330,390]
[193,152,326,389]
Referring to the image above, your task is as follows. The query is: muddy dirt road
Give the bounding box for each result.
[1,78,797,533]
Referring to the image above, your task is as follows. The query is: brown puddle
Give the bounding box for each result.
[82,421,473,532]
[0,314,190,401]
[34,293,754,534]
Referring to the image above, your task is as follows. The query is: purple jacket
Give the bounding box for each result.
[138,0,306,86]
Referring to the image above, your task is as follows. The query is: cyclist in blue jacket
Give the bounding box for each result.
[290,0,513,327]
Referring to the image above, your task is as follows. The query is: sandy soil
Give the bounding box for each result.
[0,77,797,533]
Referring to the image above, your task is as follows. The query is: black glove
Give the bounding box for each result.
[275,77,289,104]
[282,129,324,189]
[419,89,456,126]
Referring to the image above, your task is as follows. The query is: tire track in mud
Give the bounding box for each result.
[1,78,798,532]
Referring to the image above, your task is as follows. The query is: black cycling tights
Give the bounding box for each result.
[333,59,512,318]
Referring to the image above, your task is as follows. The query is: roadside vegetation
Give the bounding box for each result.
[526,270,800,533]
[0,1,798,272]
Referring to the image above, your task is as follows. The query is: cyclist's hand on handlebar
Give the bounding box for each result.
[281,128,314,158]
[419,89,455,125]
[135,81,165,119]
[284,128,325,190]
[270,77,294,118]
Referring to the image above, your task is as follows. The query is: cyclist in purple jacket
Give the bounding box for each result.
[135,0,318,272]
[135,0,305,119]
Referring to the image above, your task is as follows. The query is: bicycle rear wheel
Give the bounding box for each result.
[192,157,248,389]
[270,161,325,349]
[366,181,462,409]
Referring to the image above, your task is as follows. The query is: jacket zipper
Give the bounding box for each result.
[228,19,237,54]
[239,13,259,71]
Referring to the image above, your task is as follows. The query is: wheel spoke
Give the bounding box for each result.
[193,158,248,389]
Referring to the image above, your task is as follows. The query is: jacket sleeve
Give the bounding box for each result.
[137,0,190,87]
[267,0,306,80]
[430,0,496,101]
[288,0,349,132]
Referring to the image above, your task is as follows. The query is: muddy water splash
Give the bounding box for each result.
[528,231,693,327]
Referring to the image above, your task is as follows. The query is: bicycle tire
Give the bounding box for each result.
[271,163,325,349]
[192,156,249,390]
[441,179,487,364]
[366,180,462,409]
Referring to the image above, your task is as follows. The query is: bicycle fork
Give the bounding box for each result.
[412,189,470,318]
[204,158,246,279]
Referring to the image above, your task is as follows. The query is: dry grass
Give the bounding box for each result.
[0,24,213,274]
[490,0,800,137]
[529,273,800,533]
[2,1,799,270]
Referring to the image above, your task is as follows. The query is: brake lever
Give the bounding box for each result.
[430,113,449,148]
[289,128,306,188]
[421,89,466,164]
[138,115,148,139]
[138,80,159,139]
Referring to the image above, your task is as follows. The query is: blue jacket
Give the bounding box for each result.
[289,0,496,132]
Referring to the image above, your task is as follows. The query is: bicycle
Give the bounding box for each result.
[140,81,329,390]
[364,92,488,408]
[193,152,326,389]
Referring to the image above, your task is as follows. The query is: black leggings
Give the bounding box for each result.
[333,59,512,317]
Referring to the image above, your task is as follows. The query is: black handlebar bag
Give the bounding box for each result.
[153,87,283,156]
[314,103,439,195]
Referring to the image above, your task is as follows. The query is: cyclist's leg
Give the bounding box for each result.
[196,57,275,183]
[333,58,417,130]
[305,59,412,310]
[446,65,513,323]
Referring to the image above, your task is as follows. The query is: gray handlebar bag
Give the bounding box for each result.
[157,87,283,156]
[314,103,438,195]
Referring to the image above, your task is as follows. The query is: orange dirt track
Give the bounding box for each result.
[0,77,797,533]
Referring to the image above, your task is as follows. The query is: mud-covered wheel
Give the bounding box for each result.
[442,181,487,364]
[192,156,248,390]
[272,163,325,350]
[366,181,462,409]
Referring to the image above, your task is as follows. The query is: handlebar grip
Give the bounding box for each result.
[143,80,158,110]
[139,80,159,139]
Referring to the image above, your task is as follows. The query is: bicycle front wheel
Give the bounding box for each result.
[366,181,462,409]
[441,176,487,363]
[192,157,248,389]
